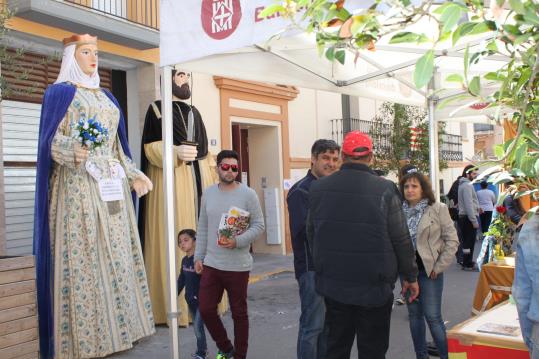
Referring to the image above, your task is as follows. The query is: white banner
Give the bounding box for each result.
[160,0,376,66]
[161,0,289,66]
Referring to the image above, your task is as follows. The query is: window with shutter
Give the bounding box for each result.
[2,48,112,104]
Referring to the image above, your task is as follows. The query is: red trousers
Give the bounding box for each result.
[198,265,250,359]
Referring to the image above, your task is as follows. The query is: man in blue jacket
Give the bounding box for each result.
[287,139,340,359]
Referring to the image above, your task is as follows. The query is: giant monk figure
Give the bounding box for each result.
[139,70,226,325]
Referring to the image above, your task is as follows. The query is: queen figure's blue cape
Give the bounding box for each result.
[33,82,132,359]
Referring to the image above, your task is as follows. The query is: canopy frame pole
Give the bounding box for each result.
[347,35,501,86]
[357,52,426,97]
[160,65,180,359]
[345,58,419,85]
[255,45,339,85]
[428,72,440,199]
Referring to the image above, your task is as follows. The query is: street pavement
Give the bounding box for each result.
[111,244,482,359]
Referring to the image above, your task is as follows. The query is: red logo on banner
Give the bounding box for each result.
[201,0,242,40]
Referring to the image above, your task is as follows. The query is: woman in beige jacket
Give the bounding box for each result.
[400,171,459,359]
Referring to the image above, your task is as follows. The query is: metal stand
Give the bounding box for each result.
[160,65,180,359]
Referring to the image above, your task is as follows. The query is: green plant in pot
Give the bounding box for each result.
[486,205,516,260]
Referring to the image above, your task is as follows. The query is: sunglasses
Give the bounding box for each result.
[219,163,239,172]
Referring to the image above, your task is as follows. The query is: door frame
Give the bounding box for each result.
[214,77,298,254]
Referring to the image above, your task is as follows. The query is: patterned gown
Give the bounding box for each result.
[48,87,155,358]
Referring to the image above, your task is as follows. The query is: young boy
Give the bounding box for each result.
[177,229,207,359]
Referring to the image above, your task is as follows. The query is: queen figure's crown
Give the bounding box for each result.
[62,34,98,47]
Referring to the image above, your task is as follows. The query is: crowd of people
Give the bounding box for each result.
[181,131,537,359]
[179,132,464,359]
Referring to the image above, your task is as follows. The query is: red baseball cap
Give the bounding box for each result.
[342,131,373,156]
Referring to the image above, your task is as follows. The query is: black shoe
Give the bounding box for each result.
[427,341,439,357]
[462,264,479,272]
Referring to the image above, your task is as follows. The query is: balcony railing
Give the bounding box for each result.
[64,0,159,30]
[440,133,463,161]
[330,118,463,162]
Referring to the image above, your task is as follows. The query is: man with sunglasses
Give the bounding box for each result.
[195,150,265,359]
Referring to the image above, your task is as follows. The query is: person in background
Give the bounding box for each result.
[476,181,496,235]
[177,229,207,359]
[457,165,480,270]
[399,164,419,181]
[287,139,340,359]
[512,213,539,358]
[400,172,459,359]
[447,174,464,264]
[503,185,526,227]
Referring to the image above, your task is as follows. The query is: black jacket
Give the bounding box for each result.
[307,162,417,307]
[503,195,525,226]
[287,170,317,279]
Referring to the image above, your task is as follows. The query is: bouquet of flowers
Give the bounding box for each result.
[75,114,109,149]
[486,205,515,256]
[217,206,250,246]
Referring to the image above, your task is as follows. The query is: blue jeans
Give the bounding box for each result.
[188,302,207,356]
[406,270,448,359]
[297,271,326,359]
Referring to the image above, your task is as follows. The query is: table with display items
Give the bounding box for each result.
[472,259,515,315]
[448,301,529,359]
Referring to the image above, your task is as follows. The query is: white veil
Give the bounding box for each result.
[55,44,100,89]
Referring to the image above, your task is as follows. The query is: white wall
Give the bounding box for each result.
[316,90,343,140]
[461,122,475,161]
[357,97,378,120]
[137,64,160,134]
[288,88,342,158]
[288,88,318,158]
[191,73,222,154]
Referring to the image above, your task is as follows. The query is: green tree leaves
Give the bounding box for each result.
[390,32,429,44]
[261,0,539,204]
[413,50,435,88]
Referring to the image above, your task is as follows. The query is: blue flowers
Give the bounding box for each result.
[75,114,109,149]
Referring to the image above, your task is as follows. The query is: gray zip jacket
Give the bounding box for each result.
[457,177,480,226]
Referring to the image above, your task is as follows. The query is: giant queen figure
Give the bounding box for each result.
[34,34,155,358]
[139,69,226,325]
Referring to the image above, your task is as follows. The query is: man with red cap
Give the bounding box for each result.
[307,131,419,359]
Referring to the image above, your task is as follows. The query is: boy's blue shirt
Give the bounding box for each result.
[177,254,201,306]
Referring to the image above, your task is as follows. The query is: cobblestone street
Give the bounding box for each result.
[112,249,480,359]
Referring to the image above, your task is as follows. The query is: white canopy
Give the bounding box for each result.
[158,2,510,357]
[161,0,508,111]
